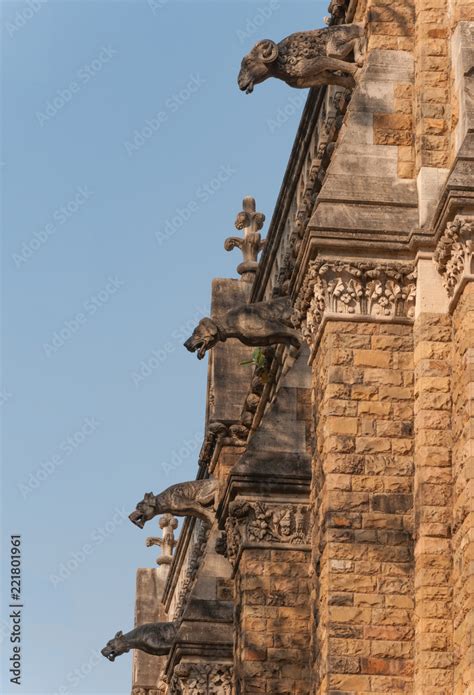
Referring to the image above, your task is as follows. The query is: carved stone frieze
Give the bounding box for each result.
[293,259,417,347]
[434,215,474,297]
[225,500,311,566]
[169,663,233,695]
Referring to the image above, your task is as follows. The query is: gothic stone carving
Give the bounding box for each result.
[146,513,178,565]
[129,480,218,528]
[293,260,416,347]
[225,196,266,282]
[173,523,210,620]
[434,215,474,296]
[225,500,311,566]
[184,297,301,360]
[237,23,365,94]
[170,663,233,695]
[101,622,178,661]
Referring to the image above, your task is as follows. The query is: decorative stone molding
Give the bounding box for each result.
[169,663,233,695]
[434,215,474,298]
[225,196,266,282]
[293,259,417,348]
[225,500,311,566]
[172,524,210,620]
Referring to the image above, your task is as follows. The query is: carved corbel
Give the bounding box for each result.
[434,215,474,298]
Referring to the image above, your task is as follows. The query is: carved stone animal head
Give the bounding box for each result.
[183,317,221,360]
[129,492,155,529]
[101,631,128,661]
[238,39,279,93]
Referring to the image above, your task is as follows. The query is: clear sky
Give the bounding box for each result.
[1,1,324,692]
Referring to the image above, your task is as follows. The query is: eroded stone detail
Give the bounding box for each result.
[238,24,365,93]
[184,297,301,360]
[129,480,219,528]
[146,514,178,566]
[434,215,474,296]
[225,500,311,566]
[169,663,233,695]
[293,259,417,347]
[225,196,266,282]
[173,523,210,620]
[101,623,178,661]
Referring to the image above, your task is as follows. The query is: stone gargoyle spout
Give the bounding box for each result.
[101,622,178,661]
[238,23,366,93]
[129,479,218,528]
[184,296,301,360]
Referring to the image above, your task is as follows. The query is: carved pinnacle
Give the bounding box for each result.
[225,196,266,283]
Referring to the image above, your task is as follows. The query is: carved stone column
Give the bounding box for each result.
[294,257,416,694]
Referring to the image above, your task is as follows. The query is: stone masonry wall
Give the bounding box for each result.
[413,314,454,694]
[452,284,474,693]
[234,547,311,694]
[311,320,415,694]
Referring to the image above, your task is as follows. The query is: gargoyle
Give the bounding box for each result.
[129,479,219,528]
[101,622,178,661]
[184,297,301,360]
[238,23,365,93]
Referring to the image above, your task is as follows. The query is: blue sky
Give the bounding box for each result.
[1,1,324,692]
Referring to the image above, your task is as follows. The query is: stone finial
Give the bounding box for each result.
[224,196,266,283]
[145,514,178,566]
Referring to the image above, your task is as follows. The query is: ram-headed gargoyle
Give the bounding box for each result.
[184,296,301,360]
[238,23,365,93]
[101,622,178,661]
[129,479,218,528]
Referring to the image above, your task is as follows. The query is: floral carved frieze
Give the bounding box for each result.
[293,259,417,347]
[225,500,311,566]
[169,663,233,695]
[434,215,474,297]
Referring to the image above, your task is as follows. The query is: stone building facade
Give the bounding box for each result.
[125,0,474,693]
